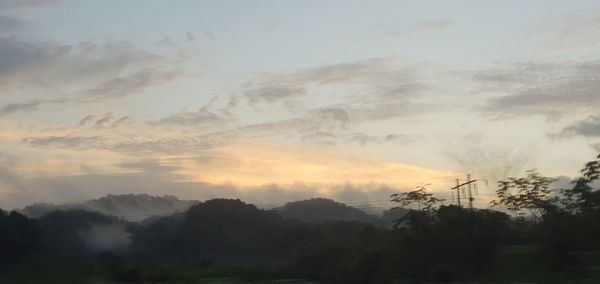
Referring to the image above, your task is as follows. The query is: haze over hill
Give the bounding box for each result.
[18,194,404,224]
[274,198,381,224]
[19,194,198,220]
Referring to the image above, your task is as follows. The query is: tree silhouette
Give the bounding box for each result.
[391,184,444,212]
[390,184,444,229]
[562,154,600,212]
[491,169,555,220]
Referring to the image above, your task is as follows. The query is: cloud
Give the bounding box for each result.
[559,115,600,138]
[246,84,306,104]
[158,111,223,127]
[76,113,130,128]
[79,224,130,252]
[94,113,114,128]
[1,139,459,209]
[0,37,179,115]
[220,96,238,116]
[23,135,106,150]
[0,97,70,116]
[111,116,131,127]
[236,101,423,146]
[77,115,95,127]
[186,32,195,43]
[533,8,600,50]
[0,36,174,94]
[476,60,600,119]
[156,97,238,130]
[0,0,62,10]
[110,134,235,155]
[416,20,453,32]
[118,160,183,176]
[243,57,423,109]
[82,68,178,100]
[0,36,68,85]
[150,57,427,147]
[0,152,26,192]
[3,169,404,211]
[0,100,42,115]
[0,15,30,34]
[233,107,352,144]
[22,132,235,155]
[344,133,412,146]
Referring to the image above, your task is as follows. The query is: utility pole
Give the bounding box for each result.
[451,176,478,208]
[467,174,474,210]
[455,179,461,207]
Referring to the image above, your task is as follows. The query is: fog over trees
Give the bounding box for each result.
[2,154,600,283]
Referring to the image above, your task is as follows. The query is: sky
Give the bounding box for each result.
[2,0,600,209]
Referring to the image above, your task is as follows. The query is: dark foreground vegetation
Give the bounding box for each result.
[3,155,600,283]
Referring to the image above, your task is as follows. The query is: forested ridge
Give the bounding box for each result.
[3,155,600,283]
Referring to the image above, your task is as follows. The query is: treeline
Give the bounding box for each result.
[2,155,600,283]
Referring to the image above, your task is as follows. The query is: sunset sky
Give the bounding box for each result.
[2,0,600,209]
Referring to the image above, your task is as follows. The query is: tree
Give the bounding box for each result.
[562,154,600,213]
[491,169,556,221]
[391,184,444,213]
[390,184,444,229]
[0,210,42,265]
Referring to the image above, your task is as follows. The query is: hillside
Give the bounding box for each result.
[20,194,197,220]
[273,198,380,223]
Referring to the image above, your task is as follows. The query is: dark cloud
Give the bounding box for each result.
[0,37,179,115]
[110,134,234,155]
[0,15,30,33]
[343,133,380,146]
[306,107,350,130]
[157,111,223,127]
[246,84,306,104]
[0,0,62,10]
[0,97,69,116]
[78,114,96,127]
[22,132,235,155]
[235,107,351,144]
[0,36,176,100]
[94,113,114,128]
[186,32,195,43]
[0,100,41,115]
[477,61,600,118]
[559,115,600,138]
[0,36,69,84]
[23,135,106,149]
[343,133,412,146]
[384,134,412,143]
[239,108,411,146]
[243,57,423,109]
[111,116,131,127]
[75,113,130,128]
[83,68,178,100]
[154,58,426,146]
[157,97,237,129]
[220,96,238,116]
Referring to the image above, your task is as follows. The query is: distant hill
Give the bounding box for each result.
[20,194,197,220]
[273,198,380,224]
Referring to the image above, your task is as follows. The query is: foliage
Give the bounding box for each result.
[491,169,556,220]
[390,184,444,212]
[8,154,600,282]
[0,210,42,265]
[562,154,600,212]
